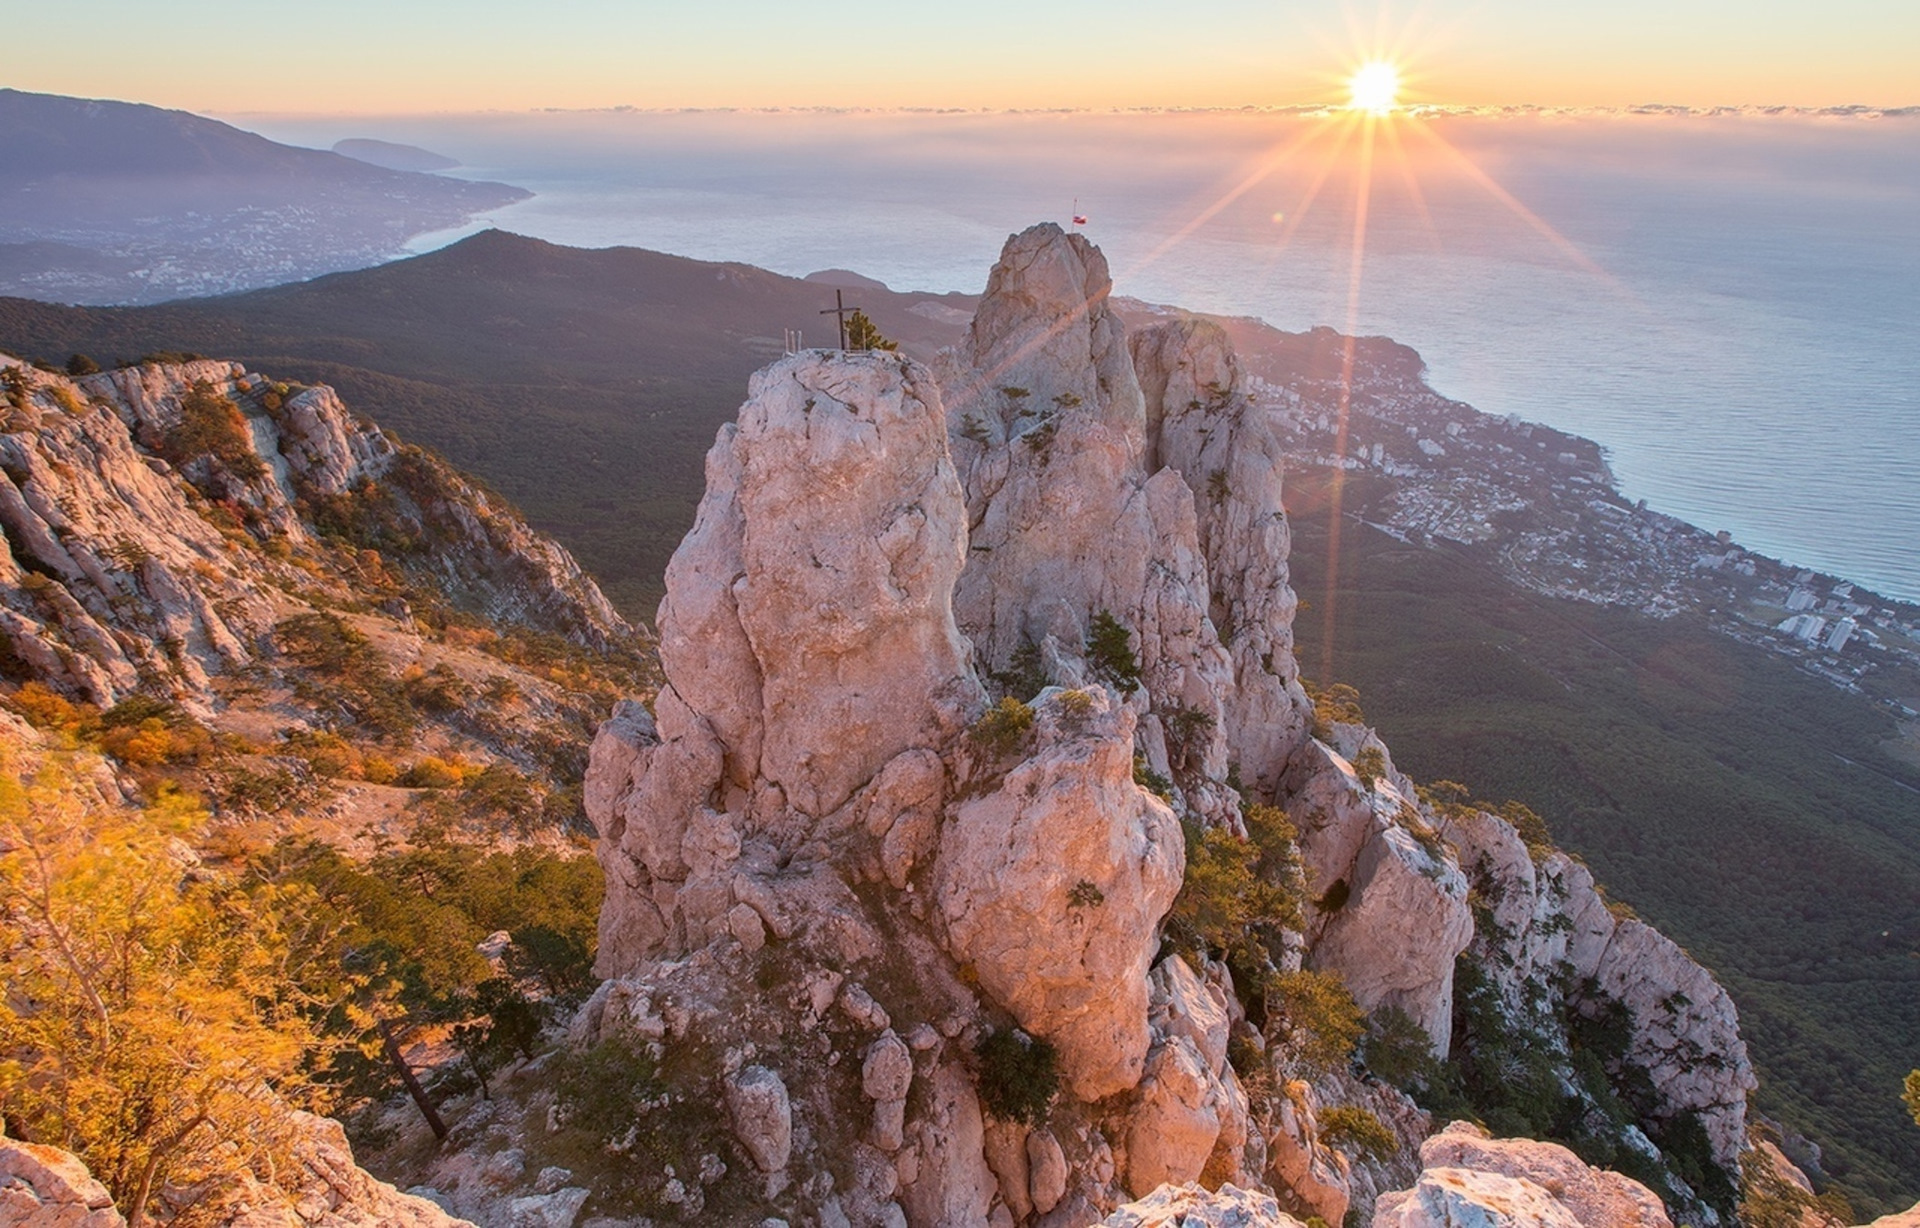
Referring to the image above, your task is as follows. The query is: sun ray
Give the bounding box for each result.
[1400,115,1628,292]
[1132,119,1348,277]
[1319,111,1380,684]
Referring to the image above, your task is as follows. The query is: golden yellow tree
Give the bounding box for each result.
[0,754,338,1227]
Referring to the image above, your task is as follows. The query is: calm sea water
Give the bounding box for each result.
[243,109,1920,603]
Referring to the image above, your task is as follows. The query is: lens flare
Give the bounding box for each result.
[1348,61,1400,114]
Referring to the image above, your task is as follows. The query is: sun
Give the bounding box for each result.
[1348,61,1400,114]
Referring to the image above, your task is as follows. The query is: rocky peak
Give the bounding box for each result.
[580,226,1769,1227]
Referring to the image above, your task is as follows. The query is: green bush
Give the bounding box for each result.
[1266,969,1363,1076]
[975,1030,1058,1125]
[65,354,100,377]
[1318,1104,1398,1160]
[970,696,1035,757]
[555,1032,662,1142]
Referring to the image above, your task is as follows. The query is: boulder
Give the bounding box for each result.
[0,1130,124,1228]
[1373,1167,1584,1228]
[725,1066,793,1174]
[1125,1038,1225,1197]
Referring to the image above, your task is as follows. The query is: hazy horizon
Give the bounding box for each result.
[12,0,1919,113]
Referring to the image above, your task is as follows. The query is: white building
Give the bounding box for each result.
[1785,588,1818,612]
[1826,618,1857,652]
[1777,614,1827,642]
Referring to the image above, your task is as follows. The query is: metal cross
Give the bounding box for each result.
[819,288,861,351]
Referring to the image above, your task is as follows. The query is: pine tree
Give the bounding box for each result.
[844,309,898,352]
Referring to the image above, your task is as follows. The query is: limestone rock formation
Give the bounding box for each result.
[1129,319,1311,795]
[1436,807,1756,1172]
[0,1125,124,1228]
[939,686,1183,1101]
[579,224,1770,1228]
[1409,1122,1673,1228]
[0,353,631,710]
[0,1112,473,1228]
[1101,1182,1307,1227]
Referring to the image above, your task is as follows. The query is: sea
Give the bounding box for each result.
[240,108,1920,604]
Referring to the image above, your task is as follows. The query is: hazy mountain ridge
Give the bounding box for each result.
[0,89,530,304]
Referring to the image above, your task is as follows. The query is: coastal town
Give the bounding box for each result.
[1200,316,1920,726]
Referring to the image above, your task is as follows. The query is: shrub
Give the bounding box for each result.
[1318,1105,1397,1160]
[65,354,100,377]
[970,696,1035,756]
[843,309,898,352]
[1266,969,1364,1076]
[1132,753,1173,801]
[1359,1006,1437,1089]
[1067,880,1105,908]
[399,756,464,789]
[554,1032,662,1143]
[1087,611,1142,691]
[1167,818,1301,980]
[1906,1070,1920,1127]
[160,381,265,482]
[975,1030,1058,1125]
[8,681,95,734]
[1305,680,1366,735]
[1351,746,1386,788]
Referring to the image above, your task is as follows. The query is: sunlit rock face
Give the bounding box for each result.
[582,224,1763,1228]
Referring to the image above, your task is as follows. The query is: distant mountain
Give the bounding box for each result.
[332,136,461,172]
[0,89,530,304]
[0,229,981,611]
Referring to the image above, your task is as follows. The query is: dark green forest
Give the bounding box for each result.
[1286,466,1920,1213]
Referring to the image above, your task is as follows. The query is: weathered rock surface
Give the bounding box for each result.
[1101,1182,1307,1227]
[1436,806,1756,1173]
[0,1111,473,1228]
[1860,1204,1920,1228]
[939,686,1183,1101]
[575,225,1769,1228]
[0,354,630,709]
[726,1066,794,1174]
[1409,1123,1672,1228]
[0,1126,124,1228]
[1130,319,1311,794]
[1373,1167,1586,1228]
[592,350,980,973]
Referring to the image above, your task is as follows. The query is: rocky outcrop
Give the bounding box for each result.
[0,1112,472,1228]
[0,355,632,708]
[935,226,1244,826]
[1129,319,1311,795]
[1101,1182,1307,1227]
[0,1126,125,1228]
[1437,806,1756,1173]
[1372,1123,1672,1228]
[1285,728,1473,1055]
[579,224,1767,1228]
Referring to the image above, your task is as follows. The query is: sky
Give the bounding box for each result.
[7,0,1917,114]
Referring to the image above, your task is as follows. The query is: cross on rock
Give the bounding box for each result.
[820,288,862,351]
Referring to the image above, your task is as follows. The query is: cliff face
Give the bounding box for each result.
[0,353,631,711]
[582,224,1763,1227]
